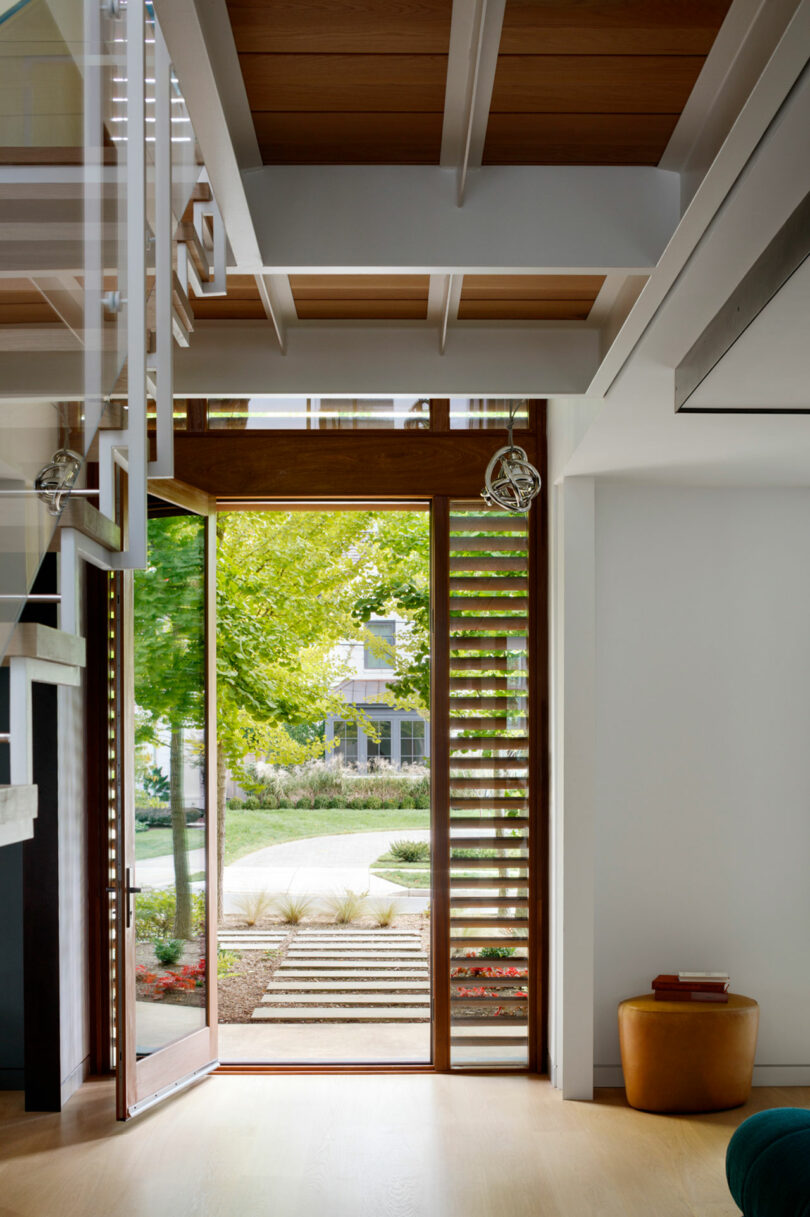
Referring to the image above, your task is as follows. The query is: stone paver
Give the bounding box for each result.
[250,927,430,1024]
[252,1007,430,1022]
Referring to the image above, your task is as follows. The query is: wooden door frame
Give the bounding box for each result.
[91,406,548,1081]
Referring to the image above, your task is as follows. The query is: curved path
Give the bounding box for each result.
[136,828,431,909]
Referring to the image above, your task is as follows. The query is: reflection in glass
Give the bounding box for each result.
[203,397,430,430]
[133,513,207,1056]
[449,399,529,429]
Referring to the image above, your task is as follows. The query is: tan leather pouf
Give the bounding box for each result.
[618,994,759,1113]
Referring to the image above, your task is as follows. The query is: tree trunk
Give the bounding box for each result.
[170,725,192,938]
[217,744,227,924]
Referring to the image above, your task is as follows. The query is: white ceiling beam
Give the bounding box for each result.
[172,320,599,397]
[31,275,84,344]
[440,0,506,206]
[587,0,810,400]
[242,165,680,273]
[254,274,297,355]
[151,0,262,269]
[660,0,802,209]
[439,274,463,355]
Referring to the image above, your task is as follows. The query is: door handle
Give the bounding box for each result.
[106,867,142,929]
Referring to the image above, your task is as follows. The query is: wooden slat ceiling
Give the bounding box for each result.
[226,0,452,164]
[226,0,732,166]
[290,274,430,320]
[484,0,734,165]
[458,275,606,321]
[0,279,60,325]
[189,274,265,321]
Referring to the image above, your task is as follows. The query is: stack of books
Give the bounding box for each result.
[652,972,730,1003]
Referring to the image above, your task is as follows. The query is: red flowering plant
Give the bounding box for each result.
[451,951,528,1016]
[136,959,206,997]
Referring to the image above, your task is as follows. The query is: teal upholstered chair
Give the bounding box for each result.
[726,1108,810,1215]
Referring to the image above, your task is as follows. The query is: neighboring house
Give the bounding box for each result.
[324,618,428,769]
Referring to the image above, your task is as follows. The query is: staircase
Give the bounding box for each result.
[246,929,431,1023]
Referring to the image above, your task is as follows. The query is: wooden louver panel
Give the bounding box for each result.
[446,502,531,1068]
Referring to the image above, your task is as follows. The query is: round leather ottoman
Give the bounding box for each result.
[618,994,758,1113]
[726,1108,810,1216]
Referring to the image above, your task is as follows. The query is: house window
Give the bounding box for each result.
[401,719,425,765]
[364,620,395,669]
[333,720,358,765]
[367,721,391,767]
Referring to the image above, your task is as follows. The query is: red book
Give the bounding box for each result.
[654,990,728,1003]
[652,974,729,994]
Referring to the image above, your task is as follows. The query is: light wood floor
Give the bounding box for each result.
[0,1077,807,1216]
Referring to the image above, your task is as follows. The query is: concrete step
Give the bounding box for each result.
[283,944,423,954]
[265,981,430,992]
[276,958,428,968]
[274,971,429,981]
[261,993,430,1006]
[251,1007,430,1022]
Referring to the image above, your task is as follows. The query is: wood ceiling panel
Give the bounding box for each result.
[490,55,704,114]
[226,0,452,54]
[459,274,604,321]
[461,275,606,301]
[483,113,679,165]
[499,1,734,55]
[239,54,448,112]
[290,275,430,299]
[295,300,428,320]
[485,0,732,164]
[457,299,594,321]
[253,112,443,164]
[290,273,429,320]
[190,275,265,321]
[0,281,60,325]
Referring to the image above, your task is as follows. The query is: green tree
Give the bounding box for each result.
[133,515,205,938]
[216,510,384,917]
[351,511,431,710]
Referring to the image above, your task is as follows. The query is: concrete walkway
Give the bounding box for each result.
[136,829,431,911]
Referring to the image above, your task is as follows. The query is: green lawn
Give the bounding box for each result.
[224,807,430,865]
[373,868,431,889]
[372,851,430,869]
[135,807,430,865]
[135,827,205,860]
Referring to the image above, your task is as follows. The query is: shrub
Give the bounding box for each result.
[381,799,399,809]
[364,796,383,810]
[326,889,367,924]
[312,795,332,809]
[217,948,241,979]
[294,797,312,810]
[135,820,150,834]
[228,797,244,810]
[135,889,206,941]
[275,893,313,924]
[371,900,398,928]
[233,890,274,926]
[154,938,184,966]
[243,796,261,810]
[478,945,516,959]
[390,838,430,863]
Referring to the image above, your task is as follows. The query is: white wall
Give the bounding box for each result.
[592,483,810,1086]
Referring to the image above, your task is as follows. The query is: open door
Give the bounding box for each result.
[114,488,217,1118]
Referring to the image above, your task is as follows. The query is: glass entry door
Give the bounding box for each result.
[116,495,217,1118]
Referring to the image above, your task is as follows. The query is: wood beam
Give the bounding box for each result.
[174,430,541,500]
